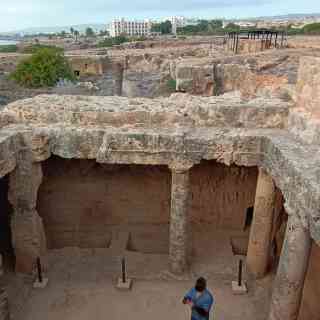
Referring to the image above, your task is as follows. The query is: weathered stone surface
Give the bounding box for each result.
[247,168,276,278]
[9,149,47,274]
[169,165,191,274]
[289,56,320,145]
[2,93,289,129]
[296,56,320,118]
[299,242,320,320]
[174,48,320,98]
[0,130,17,178]
[268,214,312,320]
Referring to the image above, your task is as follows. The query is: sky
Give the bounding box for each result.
[0,0,319,32]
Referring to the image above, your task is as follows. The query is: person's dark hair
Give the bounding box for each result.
[195,277,207,292]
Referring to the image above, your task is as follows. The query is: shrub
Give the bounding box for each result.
[303,23,320,35]
[0,45,18,53]
[21,44,63,54]
[11,47,75,88]
[97,35,130,48]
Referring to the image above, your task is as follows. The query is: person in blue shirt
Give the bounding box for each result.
[183,277,214,320]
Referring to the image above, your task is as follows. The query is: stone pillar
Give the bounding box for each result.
[9,149,47,274]
[247,168,276,278]
[169,164,192,274]
[268,214,311,320]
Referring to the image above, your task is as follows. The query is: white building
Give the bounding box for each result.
[167,16,188,28]
[110,18,151,37]
[165,16,188,35]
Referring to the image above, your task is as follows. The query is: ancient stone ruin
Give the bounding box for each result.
[0,42,320,320]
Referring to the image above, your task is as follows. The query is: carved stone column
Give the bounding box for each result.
[169,163,192,274]
[247,168,276,278]
[268,214,312,320]
[9,149,47,274]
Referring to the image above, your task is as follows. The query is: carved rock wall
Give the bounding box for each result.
[38,158,171,253]
[37,158,258,253]
[289,56,320,145]
[9,148,47,274]
[299,242,320,320]
[176,62,289,99]
[190,161,258,229]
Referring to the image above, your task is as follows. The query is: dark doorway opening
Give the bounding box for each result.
[244,206,254,231]
[0,175,15,271]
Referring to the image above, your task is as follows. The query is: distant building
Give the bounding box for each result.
[110,18,151,37]
[167,16,188,28]
[166,16,197,35]
[223,20,256,28]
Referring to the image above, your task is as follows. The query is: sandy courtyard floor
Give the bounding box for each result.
[4,230,274,320]
[7,275,273,320]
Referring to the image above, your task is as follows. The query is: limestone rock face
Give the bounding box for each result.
[289,56,320,145]
[2,93,289,130]
[9,150,47,273]
[296,56,320,118]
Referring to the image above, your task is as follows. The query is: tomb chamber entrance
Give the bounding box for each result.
[189,161,258,275]
[37,157,171,254]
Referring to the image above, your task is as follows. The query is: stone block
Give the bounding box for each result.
[116,278,133,291]
[33,277,49,289]
[231,281,247,295]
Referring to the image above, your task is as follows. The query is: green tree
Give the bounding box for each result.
[225,23,240,31]
[151,20,172,34]
[70,27,74,35]
[85,27,95,37]
[11,47,75,88]
[97,35,129,47]
[177,19,224,35]
[0,45,18,53]
[99,30,109,37]
[303,23,320,35]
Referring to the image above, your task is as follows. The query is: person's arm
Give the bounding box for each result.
[182,288,194,304]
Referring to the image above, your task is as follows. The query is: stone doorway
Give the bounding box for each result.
[189,160,258,277]
[37,157,172,258]
[0,175,14,271]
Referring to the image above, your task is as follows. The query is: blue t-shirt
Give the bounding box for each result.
[184,287,214,320]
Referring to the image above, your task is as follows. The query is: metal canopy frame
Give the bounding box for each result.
[226,29,287,54]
